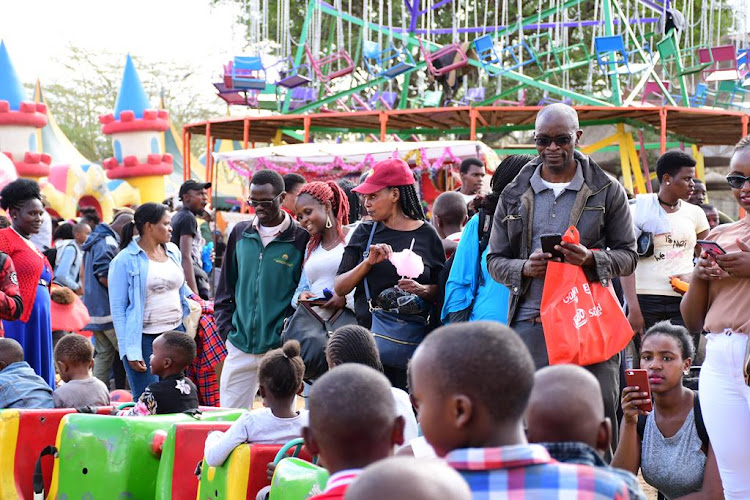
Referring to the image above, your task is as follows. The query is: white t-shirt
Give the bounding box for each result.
[458,192,476,205]
[142,258,185,334]
[303,232,355,311]
[632,201,709,296]
[203,408,309,467]
[392,387,418,443]
[540,178,571,198]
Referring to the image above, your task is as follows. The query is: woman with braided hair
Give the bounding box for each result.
[335,159,445,389]
[292,181,354,315]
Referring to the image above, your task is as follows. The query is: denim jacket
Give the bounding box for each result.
[108,239,191,362]
[53,241,82,291]
[0,361,54,409]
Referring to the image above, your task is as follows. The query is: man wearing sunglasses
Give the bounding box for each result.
[487,103,637,452]
[215,169,309,409]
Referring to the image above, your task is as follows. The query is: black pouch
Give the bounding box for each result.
[637,231,654,258]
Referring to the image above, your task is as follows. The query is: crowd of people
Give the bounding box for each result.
[0,103,749,498]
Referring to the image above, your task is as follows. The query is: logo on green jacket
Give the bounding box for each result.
[274,253,294,267]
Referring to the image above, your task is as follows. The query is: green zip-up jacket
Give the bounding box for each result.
[215,217,309,354]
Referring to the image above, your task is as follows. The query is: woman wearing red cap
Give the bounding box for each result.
[335,159,445,389]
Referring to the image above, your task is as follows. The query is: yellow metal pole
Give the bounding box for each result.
[625,132,646,194]
[617,132,634,195]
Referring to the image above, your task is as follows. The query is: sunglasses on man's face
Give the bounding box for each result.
[726,175,750,189]
[248,193,282,208]
[534,134,575,147]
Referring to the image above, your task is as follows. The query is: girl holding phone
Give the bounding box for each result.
[681,137,750,499]
[612,322,722,499]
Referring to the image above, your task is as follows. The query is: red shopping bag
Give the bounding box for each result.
[540,227,632,366]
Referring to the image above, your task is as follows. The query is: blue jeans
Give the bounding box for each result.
[123,334,158,400]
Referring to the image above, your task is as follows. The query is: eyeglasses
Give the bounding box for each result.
[726,175,750,189]
[248,193,282,208]
[534,134,575,147]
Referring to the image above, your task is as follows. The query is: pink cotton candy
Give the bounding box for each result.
[389,248,424,279]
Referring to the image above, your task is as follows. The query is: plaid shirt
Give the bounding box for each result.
[185,296,227,406]
[445,444,629,500]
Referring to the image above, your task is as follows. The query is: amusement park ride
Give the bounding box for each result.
[193,0,750,198]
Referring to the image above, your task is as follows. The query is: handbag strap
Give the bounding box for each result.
[362,222,378,308]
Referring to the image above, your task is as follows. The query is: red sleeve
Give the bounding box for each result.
[0,254,23,321]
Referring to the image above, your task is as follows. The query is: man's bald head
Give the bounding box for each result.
[345,457,472,500]
[535,103,580,132]
[0,338,24,369]
[526,365,608,450]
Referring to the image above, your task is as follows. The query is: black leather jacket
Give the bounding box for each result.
[487,151,637,324]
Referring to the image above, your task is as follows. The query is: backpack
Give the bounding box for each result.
[442,209,493,324]
[636,390,709,453]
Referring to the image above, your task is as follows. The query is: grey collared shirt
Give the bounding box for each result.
[516,162,585,321]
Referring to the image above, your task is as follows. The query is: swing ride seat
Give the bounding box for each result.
[473,35,502,76]
[362,40,416,79]
[690,83,710,107]
[699,45,742,82]
[378,91,398,109]
[713,80,750,110]
[304,46,354,83]
[493,89,526,106]
[640,81,671,106]
[738,49,750,79]
[448,87,485,106]
[418,39,468,77]
[214,82,259,107]
[594,35,650,75]
[231,56,267,91]
[656,34,712,77]
[277,63,312,89]
[409,89,444,108]
[288,87,317,111]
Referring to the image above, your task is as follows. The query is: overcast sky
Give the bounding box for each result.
[0,0,245,93]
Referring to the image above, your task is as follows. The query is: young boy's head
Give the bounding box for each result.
[303,364,404,474]
[700,203,720,230]
[0,337,24,371]
[408,321,535,457]
[258,339,305,401]
[345,457,472,500]
[525,365,611,455]
[54,333,94,382]
[149,331,197,378]
[431,191,468,239]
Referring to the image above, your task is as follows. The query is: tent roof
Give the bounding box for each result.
[184,106,749,147]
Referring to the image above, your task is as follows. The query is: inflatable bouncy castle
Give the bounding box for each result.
[100,55,174,203]
[0,41,51,182]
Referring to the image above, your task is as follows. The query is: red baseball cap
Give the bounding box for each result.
[353,159,415,194]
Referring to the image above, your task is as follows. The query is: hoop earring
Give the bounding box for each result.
[325,216,333,229]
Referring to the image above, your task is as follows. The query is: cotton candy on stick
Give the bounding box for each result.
[389,238,424,279]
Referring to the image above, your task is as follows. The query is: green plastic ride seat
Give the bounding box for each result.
[270,457,329,500]
[46,410,242,500]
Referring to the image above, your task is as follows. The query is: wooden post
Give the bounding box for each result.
[205,122,212,201]
[743,115,749,138]
[304,116,312,143]
[659,108,667,154]
[380,113,388,142]
[470,108,478,140]
[243,118,250,149]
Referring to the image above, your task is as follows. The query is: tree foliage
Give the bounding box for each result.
[28,46,222,162]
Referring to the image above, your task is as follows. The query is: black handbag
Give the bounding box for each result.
[363,223,428,369]
[281,299,357,381]
[637,231,654,258]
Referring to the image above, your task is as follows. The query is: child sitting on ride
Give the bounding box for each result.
[408,321,631,499]
[345,456,472,500]
[203,339,308,467]
[118,331,199,416]
[0,337,53,409]
[304,364,405,500]
[53,333,110,408]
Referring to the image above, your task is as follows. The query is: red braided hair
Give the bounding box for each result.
[298,181,350,259]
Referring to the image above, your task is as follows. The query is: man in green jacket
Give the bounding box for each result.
[215,170,309,408]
